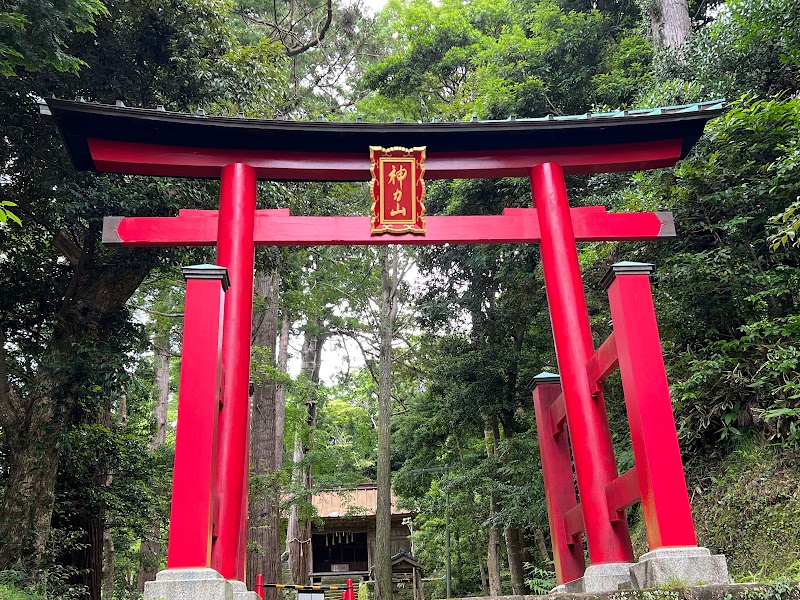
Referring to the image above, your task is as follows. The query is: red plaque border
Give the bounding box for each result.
[370,146,426,235]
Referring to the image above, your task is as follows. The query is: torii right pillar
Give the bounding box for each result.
[531,163,730,592]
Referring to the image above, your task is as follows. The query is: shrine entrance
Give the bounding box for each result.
[43,98,730,597]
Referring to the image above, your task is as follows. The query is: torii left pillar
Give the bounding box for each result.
[145,264,234,600]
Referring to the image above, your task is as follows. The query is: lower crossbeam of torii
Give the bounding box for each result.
[42,97,731,598]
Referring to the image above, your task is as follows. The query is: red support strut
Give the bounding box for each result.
[603,262,697,550]
[532,374,585,584]
[167,265,228,568]
[211,163,258,580]
[531,162,634,565]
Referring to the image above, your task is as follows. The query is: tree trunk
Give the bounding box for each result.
[534,528,551,564]
[273,311,290,471]
[0,242,153,575]
[504,526,526,595]
[498,421,525,595]
[484,423,502,597]
[248,270,282,598]
[137,329,171,591]
[479,559,489,596]
[374,245,397,600]
[103,394,128,600]
[0,406,60,569]
[288,323,325,585]
[650,0,692,50]
[102,529,115,600]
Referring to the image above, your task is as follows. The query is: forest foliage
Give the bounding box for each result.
[1,0,800,597]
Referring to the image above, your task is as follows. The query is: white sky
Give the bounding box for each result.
[361,0,388,15]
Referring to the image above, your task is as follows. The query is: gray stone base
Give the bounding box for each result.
[230,579,260,600]
[564,562,634,593]
[629,547,730,589]
[144,568,233,600]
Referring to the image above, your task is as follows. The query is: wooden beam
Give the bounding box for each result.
[605,467,640,522]
[88,138,685,180]
[104,207,675,247]
[585,332,619,397]
[549,393,567,436]
[563,504,585,541]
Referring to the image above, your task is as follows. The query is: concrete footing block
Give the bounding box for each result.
[629,547,730,589]
[564,562,634,593]
[144,568,233,600]
[230,579,260,600]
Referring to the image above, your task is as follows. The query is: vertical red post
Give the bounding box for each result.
[603,262,697,550]
[532,373,585,584]
[255,574,265,599]
[212,163,257,579]
[167,264,229,568]
[237,447,250,581]
[531,162,634,565]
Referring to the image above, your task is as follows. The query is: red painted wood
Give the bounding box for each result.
[605,467,641,522]
[211,164,257,580]
[585,332,619,397]
[87,138,684,179]
[532,163,634,565]
[166,274,226,569]
[104,207,673,247]
[533,382,585,584]
[549,393,567,436]
[607,270,698,550]
[563,504,585,540]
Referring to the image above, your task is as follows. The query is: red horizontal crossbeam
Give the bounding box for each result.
[103,207,675,247]
[563,504,584,541]
[605,467,641,521]
[88,138,684,180]
[585,332,619,397]
[549,393,567,436]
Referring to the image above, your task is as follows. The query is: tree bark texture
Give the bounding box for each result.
[103,394,128,600]
[499,421,526,595]
[374,245,398,600]
[0,239,154,580]
[288,322,325,585]
[534,528,551,564]
[274,311,290,471]
[650,0,691,50]
[102,529,115,600]
[504,526,526,595]
[484,423,502,597]
[137,329,171,591]
[248,270,282,597]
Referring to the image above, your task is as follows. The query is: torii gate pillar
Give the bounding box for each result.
[212,163,257,582]
[531,163,635,571]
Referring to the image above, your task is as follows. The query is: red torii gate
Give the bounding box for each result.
[43,98,728,596]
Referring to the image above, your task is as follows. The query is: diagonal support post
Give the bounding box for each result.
[532,373,585,585]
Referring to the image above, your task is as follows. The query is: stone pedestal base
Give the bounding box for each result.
[231,579,260,600]
[564,562,634,593]
[144,568,233,600]
[629,547,730,589]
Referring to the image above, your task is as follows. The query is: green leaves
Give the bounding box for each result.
[0,0,109,76]
[0,201,21,226]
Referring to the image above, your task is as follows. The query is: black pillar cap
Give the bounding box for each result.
[182,264,230,291]
[600,261,654,290]
[533,371,561,386]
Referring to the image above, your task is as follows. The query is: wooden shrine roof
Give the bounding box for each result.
[40,98,724,180]
[312,485,413,519]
